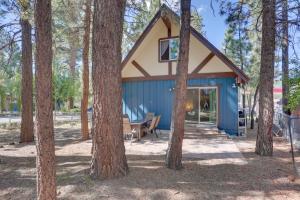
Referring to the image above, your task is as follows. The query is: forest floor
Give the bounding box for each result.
[0,123,300,200]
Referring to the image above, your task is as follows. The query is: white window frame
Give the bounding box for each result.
[159,37,179,62]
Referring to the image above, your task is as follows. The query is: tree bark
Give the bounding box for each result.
[255,0,275,156]
[251,84,259,129]
[165,0,191,170]
[81,0,91,140]
[90,0,128,179]
[281,0,290,115]
[0,94,5,112]
[67,0,80,110]
[35,0,56,199]
[19,0,34,143]
[68,42,76,110]
[238,23,246,110]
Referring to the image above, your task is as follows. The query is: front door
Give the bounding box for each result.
[185,87,218,125]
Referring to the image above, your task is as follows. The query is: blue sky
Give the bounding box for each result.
[192,0,227,49]
[161,0,227,49]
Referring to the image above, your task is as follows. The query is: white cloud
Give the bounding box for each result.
[197,6,204,13]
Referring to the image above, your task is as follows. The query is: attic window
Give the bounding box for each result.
[159,37,179,62]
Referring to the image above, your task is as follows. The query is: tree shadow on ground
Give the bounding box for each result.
[1,126,300,199]
[1,150,300,200]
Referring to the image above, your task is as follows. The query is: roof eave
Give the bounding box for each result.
[190,27,250,83]
[121,4,250,84]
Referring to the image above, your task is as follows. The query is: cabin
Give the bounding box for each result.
[121,4,249,135]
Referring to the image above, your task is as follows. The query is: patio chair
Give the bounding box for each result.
[144,116,158,138]
[153,115,161,135]
[142,112,155,128]
[145,112,155,120]
[123,118,136,142]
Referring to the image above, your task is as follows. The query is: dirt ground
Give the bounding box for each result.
[0,123,300,200]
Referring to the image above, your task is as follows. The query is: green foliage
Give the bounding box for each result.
[123,1,204,56]
[1,0,206,113]
[0,32,22,112]
[53,64,81,107]
[221,0,262,94]
[51,0,85,110]
[52,0,83,54]
[223,24,252,69]
[123,0,161,55]
[287,73,300,111]
[0,71,22,112]
[191,7,205,34]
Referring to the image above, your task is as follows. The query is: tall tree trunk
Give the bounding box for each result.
[282,0,289,115]
[165,0,191,170]
[81,0,91,140]
[0,94,5,112]
[68,43,76,110]
[90,0,128,179]
[238,22,246,110]
[251,84,259,129]
[248,94,251,120]
[67,1,79,110]
[255,0,275,156]
[19,0,34,143]
[35,0,56,199]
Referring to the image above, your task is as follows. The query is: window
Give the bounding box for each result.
[159,37,179,61]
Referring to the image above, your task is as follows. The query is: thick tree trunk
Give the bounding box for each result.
[281,0,289,115]
[81,0,91,140]
[255,0,275,156]
[165,0,191,170]
[20,0,34,143]
[90,0,128,179]
[251,84,259,129]
[35,0,56,199]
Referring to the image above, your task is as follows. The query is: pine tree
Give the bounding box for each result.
[255,0,276,156]
[90,0,128,179]
[281,0,290,114]
[19,0,34,143]
[166,0,191,170]
[81,0,91,140]
[123,0,161,55]
[35,0,57,198]
[66,0,80,110]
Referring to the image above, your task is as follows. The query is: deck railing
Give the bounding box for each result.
[274,112,300,149]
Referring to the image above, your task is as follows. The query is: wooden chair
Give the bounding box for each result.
[144,116,158,138]
[123,118,136,142]
[153,115,161,136]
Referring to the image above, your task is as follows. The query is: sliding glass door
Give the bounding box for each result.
[199,88,217,124]
[185,87,217,125]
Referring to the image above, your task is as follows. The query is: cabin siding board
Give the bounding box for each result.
[122,77,238,135]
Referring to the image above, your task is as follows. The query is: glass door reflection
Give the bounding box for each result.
[185,87,217,125]
[185,89,199,124]
[199,88,217,124]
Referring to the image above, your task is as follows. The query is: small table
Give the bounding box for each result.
[130,121,144,141]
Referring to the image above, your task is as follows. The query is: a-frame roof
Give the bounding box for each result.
[121,4,249,83]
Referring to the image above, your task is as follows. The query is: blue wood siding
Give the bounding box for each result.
[122,77,238,135]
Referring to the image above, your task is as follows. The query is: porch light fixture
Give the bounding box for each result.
[169,87,175,92]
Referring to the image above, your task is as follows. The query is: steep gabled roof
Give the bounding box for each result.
[121,4,249,83]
